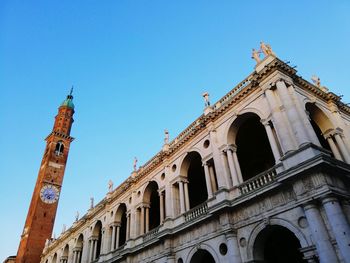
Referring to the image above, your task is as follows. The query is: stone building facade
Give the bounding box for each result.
[40,53,350,263]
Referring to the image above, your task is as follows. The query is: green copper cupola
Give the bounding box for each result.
[60,87,74,109]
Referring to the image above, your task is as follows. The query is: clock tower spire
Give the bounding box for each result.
[16,91,75,263]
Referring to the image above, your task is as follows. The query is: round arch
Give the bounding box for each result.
[143,181,160,231]
[227,113,275,181]
[186,243,219,263]
[75,234,84,249]
[178,148,204,176]
[225,109,266,145]
[305,102,335,133]
[247,218,309,260]
[180,151,208,208]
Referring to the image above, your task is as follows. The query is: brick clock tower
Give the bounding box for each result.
[16,91,75,263]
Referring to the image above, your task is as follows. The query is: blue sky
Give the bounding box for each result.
[1,1,350,259]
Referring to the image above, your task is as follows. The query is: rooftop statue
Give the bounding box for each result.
[133,157,138,171]
[311,75,329,92]
[108,179,114,193]
[252,48,261,63]
[164,129,169,144]
[90,197,94,209]
[202,92,210,107]
[260,41,275,56]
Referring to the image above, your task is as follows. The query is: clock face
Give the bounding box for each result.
[40,185,59,204]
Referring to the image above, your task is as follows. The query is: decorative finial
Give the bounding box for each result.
[75,211,79,222]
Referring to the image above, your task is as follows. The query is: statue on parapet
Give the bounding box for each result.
[252,48,261,63]
[202,92,210,107]
[164,129,169,144]
[133,157,138,171]
[311,75,329,92]
[252,41,275,64]
[260,41,275,56]
[75,211,79,222]
[90,197,94,209]
[108,179,114,193]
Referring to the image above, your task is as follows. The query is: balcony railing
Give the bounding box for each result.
[143,225,161,242]
[184,202,208,222]
[238,167,277,195]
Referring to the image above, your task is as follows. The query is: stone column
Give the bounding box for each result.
[140,206,145,235]
[77,250,82,263]
[261,119,281,163]
[334,133,350,163]
[165,182,174,219]
[203,162,213,198]
[159,191,165,223]
[326,135,343,161]
[289,85,321,146]
[276,80,310,146]
[88,240,93,262]
[126,213,130,240]
[231,146,243,183]
[116,225,120,249]
[111,225,116,251]
[226,148,239,186]
[178,181,185,214]
[92,239,97,260]
[265,88,296,153]
[303,203,338,263]
[81,239,89,263]
[226,231,242,263]
[220,150,232,187]
[145,205,150,233]
[209,128,231,189]
[322,197,350,263]
[184,181,190,211]
[73,251,77,263]
[209,165,217,192]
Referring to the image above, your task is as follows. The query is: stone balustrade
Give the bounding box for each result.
[143,226,161,242]
[184,202,208,222]
[238,167,277,195]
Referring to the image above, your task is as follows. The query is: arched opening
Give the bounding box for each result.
[253,225,306,263]
[61,244,69,262]
[55,141,64,156]
[306,103,333,153]
[75,234,84,263]
[92,221,102,260]
[181,151,208,208]
[190,249,215,263]
[115,203,127,247]
[52,253,57,263]
[234,114,275,181]
[143,181,160,231]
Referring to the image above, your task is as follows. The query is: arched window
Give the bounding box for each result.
[91,221,102,260]
[55,141,64,156]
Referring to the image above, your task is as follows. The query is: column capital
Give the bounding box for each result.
[110,221,121,227]
[321,195,339,206]
[260,118,271,126]
[226,144,237,153]
[303,201,319,211]
[202,161,208,167]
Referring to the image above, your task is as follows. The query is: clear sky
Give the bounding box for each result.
[1,0,350,260]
